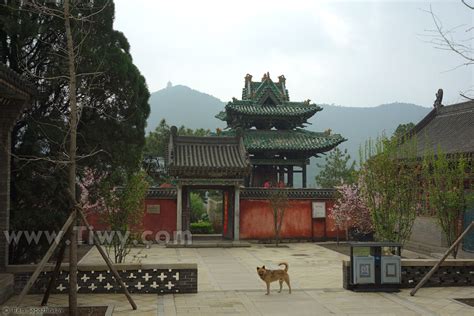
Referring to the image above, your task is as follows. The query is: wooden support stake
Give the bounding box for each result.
[410,221,474,296]
[69,210,78,315]
[41,239,67,306]
[17,212,75,306]
[78,208,137,310]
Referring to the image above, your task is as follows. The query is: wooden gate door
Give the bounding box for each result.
[222,189,234,240]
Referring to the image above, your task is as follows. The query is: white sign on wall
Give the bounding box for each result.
[147,204,161,214]
[312,201,326,218]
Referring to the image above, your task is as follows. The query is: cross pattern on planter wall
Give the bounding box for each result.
[14,268,197,294]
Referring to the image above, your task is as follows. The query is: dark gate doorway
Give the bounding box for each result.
[181,185,236,240]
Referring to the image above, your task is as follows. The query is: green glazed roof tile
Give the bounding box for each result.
[224,101,322,118]
[221,129,346,152]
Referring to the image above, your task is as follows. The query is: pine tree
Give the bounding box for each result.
[315,148,356,188]
[1,0,150,263]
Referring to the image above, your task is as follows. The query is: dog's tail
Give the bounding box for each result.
[279,262,289,272]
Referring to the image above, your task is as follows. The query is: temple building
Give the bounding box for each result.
[89,73,348,241]
[216,73,345,188]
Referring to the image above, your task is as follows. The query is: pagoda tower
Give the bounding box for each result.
[215,73,346,188]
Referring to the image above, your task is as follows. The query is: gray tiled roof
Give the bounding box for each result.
[411,101,474,156]
[0,63,36,98]
[167,128,251,178]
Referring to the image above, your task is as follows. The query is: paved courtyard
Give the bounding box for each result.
[3,243,474,315]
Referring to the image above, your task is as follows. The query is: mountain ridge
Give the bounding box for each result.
[147,84,431,186]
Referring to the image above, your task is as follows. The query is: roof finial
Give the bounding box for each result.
[262,72,271,81]
[245,74,253,98]
[434,88,443,109]
[170,125,178,138]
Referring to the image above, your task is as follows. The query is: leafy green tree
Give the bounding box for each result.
[315,148,356,188]
[359,137,421,244]
[144,119,171,157]
[422,148,469,258]
[392,123,415,141]
[2,0,150,263]
[189,193,206,223]
[101,171,149,263]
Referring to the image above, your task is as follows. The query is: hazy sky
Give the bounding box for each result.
[114,0,472,107]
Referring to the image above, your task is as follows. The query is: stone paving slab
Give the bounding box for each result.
[158,287,474,316]
[5,243,474,315]
[80,243,348,292]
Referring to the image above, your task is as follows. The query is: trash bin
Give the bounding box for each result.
[348,242,402,292]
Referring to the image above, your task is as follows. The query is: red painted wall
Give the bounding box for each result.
[85,199,177,238]
[142,199,177,235]
[240,199,343,240]
[86,197,343,241]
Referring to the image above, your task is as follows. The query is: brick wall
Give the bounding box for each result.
[9,263,197,294]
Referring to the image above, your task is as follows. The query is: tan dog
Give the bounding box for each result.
[256,262,291,295]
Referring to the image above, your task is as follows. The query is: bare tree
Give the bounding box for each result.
[426,2,474,99]
[4,1,137,314]
[268,189,289,247]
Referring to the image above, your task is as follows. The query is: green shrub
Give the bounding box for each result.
[190,193,206,223]
[190,221,214,234]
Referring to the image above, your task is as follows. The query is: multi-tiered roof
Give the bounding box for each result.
[216,73,345,158]
[215,73,345,187]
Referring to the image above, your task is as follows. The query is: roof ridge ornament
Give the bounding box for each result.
[304,99,311,105]
[278,75,288,101]
[245,74,253,98]
[262,72,271,81]
[434,88,443,109]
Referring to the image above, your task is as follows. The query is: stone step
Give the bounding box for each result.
[166,241,251,248]
[191,234,224,241]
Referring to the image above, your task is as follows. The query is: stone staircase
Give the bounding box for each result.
[166,234,251,248]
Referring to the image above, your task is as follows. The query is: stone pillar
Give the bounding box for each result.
[234,186,240,241]
[288,166,294,187]
[0,128,11,271]
[176,185,182,232]
[302,165,307,188]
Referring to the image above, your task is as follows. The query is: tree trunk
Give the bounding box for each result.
[64,0,78,314]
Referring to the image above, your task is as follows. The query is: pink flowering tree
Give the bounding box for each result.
[78,168,106,211]
[79,168,149,263]
[330,183,372,243]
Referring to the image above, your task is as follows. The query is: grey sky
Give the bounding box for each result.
[114,0,472,107]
